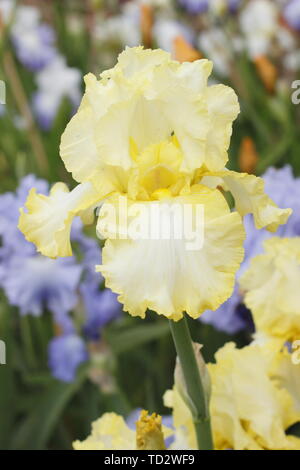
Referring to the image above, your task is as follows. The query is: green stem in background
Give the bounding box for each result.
[3,50,49,175]
[257,132,293,174]
[169,316,213,450]
[20,315,37,370]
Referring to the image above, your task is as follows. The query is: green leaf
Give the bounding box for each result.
[287,422,300,438]
[0,304,15,449]
[10,364,88,450]
[104,320,170,355]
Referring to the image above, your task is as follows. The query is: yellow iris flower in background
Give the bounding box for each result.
[165,341,300,450]
[73,409,187,450]
[74,339,300,451]
[19,46,291,321]
[240,237,300,342]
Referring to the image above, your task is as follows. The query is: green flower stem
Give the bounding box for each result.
[169,316,213,450]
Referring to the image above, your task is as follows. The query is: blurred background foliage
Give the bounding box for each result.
[0,0,299,449]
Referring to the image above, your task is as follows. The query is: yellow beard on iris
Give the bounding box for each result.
[18,46,291,321]
[73,409,186,450]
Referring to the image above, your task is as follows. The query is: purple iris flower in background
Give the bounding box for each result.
[48,334,89,383]
[12,23,57,71]
[283,0,300,31]
[201,166,300,334]
[46,268,86,383]
[48,278,121,382]
[0,178,80,318]
[11,6,57,71]
[53,310,77,335]
[241,166,300,267]
[2,3,82,130]
[2,255,82,316]
[239,165,300,274]
[0,175,82,316]
[263,165,300,237]
[227,0,242,13]
[16,173,49,202]
[0,174,48,259]
[178,0,208,14]
[0,175,122,382]
[32,55,82,130]
[82,285,121,340]
[201,284,254,335]
[179,0,241,15]
[70,219,102,280]
[72,219,122,340]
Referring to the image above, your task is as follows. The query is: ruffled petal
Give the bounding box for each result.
[165,342,300,450]
[163,388,196,450]
[96,187,245,320]
[208,343,300,450]
[61,47,239,177]
[60,78,131,195]
[112,45,171,79]
[204,85,240,171]
[19,182,101,258]
[270,346,300,414]
[60,99,100,184]
[95,96,171,170]
[73,413,135,450]
[203,170,292,232]
[146,59,212,172]
[240,237,300,341]
[63,48,174,172]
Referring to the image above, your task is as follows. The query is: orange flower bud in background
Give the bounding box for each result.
[140,3,153,48]
[254,55,277,94]
[173,35,202,63]
[239,136,259,174]
[0,11,3,32]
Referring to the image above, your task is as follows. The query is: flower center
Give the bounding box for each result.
[129,136,192,200]
[136,410,166,450]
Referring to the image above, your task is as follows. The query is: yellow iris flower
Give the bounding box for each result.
[165,342,300,450]
[269,345,300,416]
[18,46,291,320]
[74,341,300,451]
[240,237,300,342]
[73,409,187,450]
